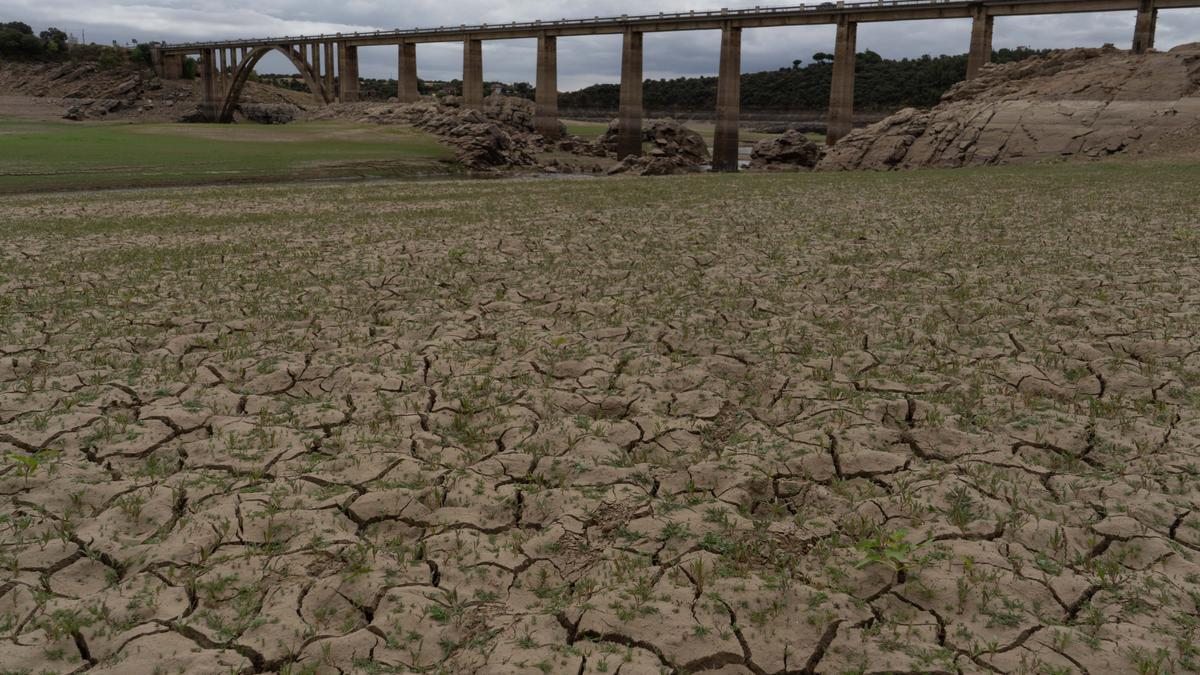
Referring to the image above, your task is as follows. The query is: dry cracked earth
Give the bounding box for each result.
[2,163,1200,674]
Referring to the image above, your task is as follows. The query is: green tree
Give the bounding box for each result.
[40,27,68,54]
[132,42,154,66]
[0,21,43,58]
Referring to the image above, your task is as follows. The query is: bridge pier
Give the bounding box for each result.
[966,6,994,79]
[338,43,360,102]
[398,42,419,103]
[713,26,742,172]
[161,53,183,79]
[463,38,484,109]
[535,35,560,139]
[826,18,857,146]
[618,30,644,159]
[217,49,228,93]
[1133,0,1157,53]
[323,43,335,101]
[199,48,219,121]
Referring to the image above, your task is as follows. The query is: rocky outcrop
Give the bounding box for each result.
[749,130,823,170]
[311,101,540,171]
[236,103,299,125]
[0,60,311,123]
[598,118,711,174]
[441,91,568,138]
[820,43,1200,171]
[413,107,538,170]
[607,154,703,176]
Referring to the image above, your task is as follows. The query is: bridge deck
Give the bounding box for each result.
[160,0,1199,53]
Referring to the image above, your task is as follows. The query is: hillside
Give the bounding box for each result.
[0,59,312,122]
[254,48,1049,115]
[821,43,1200,170]
[557,48,1050,113]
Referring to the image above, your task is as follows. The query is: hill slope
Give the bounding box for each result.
[0,60,312,121]
[821,44,1200,170]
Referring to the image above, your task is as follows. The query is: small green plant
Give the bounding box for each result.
[855,529,931,580]
[6,449,57,484]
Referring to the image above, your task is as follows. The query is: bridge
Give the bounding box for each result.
[152,0,1193,171]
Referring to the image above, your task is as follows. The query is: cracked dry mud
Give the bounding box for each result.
[2,165,1199,674]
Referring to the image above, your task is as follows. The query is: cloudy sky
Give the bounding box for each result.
[8,0,1200,89]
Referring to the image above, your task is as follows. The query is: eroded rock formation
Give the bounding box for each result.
[820,43,1200,171]
[600,118,712,175]
[749,129,824,170]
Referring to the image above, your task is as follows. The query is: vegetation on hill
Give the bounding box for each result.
[0,19,177,72]
[558,48,1050,112]
[255,74,531,102]
[1,21,68,57]
[259,47,1047,112]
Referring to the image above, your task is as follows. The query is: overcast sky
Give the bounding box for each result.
[8,0,1200,89]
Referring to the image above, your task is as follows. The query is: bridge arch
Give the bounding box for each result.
[217,44,333,123]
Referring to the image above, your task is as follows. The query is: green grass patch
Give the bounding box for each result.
[0,119,456,193]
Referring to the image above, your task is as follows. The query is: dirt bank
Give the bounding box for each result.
[0,60,312,122]
[820,43,1200,170]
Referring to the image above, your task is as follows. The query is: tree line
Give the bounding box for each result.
[260,47,1045,112]
[1,20,179,72]
[558,48,1049,112]
[0,21,69,57]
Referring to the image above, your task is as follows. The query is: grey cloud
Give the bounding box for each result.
[8,0,1199,90]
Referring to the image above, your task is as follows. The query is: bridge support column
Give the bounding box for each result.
[338,43,360,102]
[323,43,335,101]
[618,29,644,159]
[398,42,419,103]
[535,35,559,139]
[713,26,742,172]
[199,48,219,121]
[160,53,183,79]
[463,38,484,109]
[150,47,165,77]
[966,6,994,79]
[827,18,857,146]
[1133,0,1157,54]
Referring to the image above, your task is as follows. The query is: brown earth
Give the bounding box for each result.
[0,61,312,122]
[1,161,1199,674]
[821,43,1200,171]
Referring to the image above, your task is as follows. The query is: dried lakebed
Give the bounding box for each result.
[2,163,1200,674]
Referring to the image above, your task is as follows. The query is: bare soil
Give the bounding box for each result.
[2,162,1199,673]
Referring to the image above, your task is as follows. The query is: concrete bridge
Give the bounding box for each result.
[153,0,1194,171]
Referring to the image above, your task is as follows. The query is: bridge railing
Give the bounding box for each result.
[161,0,961,49]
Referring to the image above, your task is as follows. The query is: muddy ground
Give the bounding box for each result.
[2,163,1199,674]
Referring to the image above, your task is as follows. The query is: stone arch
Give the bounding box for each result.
[218,44,331,123]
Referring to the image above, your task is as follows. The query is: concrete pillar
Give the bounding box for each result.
[308,44,319,89]
[1133,0,1157,54]
[966,6,994,79]
[323,42,335,102]
[712,26,742,173]
[162,54,184,79]
[462,37,484,109]
[338,43,360,102]
[217,48,227,93]
[398,42,419,103]
[150,47,165,77]
[535,35,560,139]
[199,48,219,121]
[826,18,857,146]
[618,29,644,159]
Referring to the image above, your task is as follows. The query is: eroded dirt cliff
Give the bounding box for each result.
[820,43,1200,170]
